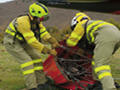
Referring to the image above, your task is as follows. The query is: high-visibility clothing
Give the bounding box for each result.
[4,34,47,89]
[67,20,120,90]
[66,20,85,47]
[5,15,51,53]
[66,20,113,46]
[4,15,55,89]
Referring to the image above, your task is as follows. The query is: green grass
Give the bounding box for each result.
[0,44,25,90]
[0,44,49,90]
[111,48,120,84]
[0,44,120,90]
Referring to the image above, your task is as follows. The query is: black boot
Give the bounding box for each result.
[38,82,58,90]
[115,82,120,89]
[85,81,103,90]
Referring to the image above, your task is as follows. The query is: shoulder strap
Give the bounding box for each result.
[29,17,41,42]
[13,14,29,44]
[13,14,41,43]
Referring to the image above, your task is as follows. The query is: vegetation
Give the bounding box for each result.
[106,18,120,30]
[46,25,72,42]
[0,31,4,43]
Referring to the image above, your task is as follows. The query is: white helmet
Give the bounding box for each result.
[71,12,90,30]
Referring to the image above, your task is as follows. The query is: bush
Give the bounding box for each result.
[46,25,72,42]
[106,18,120,30]
[0,31,4,43]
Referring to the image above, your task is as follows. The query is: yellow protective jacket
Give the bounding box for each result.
[66,20,113,47]
[5,15,51,53]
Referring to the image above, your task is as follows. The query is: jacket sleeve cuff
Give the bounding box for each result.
[47,37,57,44]
[41,46,51,54]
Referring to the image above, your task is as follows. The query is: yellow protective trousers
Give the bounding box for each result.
[92,25,120,90]
[4,33,47,89]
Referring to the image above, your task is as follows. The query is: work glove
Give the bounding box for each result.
[51,42,60,49]
[62,34,70,40]
[41,46,51,54]
[77,48,85,55]
[47,37,60,49]
[49,49,57,57]
[41,46,57,57]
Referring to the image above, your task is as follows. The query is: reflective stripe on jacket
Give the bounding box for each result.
[86,20,113,44]
[5,15,51,53]
[66,20,113,46]
[66,20,86,46]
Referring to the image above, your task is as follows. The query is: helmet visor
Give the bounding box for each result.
[39,13,51,21]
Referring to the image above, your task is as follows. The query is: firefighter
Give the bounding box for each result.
[66,12,120,90]
[4,2,60,90]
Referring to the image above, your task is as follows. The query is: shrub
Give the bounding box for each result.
[106,18,120,30]
[0,31,4,43]
[48,26,62,42]
[46,25,72,42]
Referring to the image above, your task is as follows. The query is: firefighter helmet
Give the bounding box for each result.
[29,3,50,21]
[71,12,90,30]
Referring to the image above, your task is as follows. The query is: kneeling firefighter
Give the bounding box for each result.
[66,12,120,90]
[4,2,60,90]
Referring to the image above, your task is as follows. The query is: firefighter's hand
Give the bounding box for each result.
[48,37,60,49]
[49,49,57,57]
[51,42,60,49]
[42,46,51,54]
[63,34,70,40]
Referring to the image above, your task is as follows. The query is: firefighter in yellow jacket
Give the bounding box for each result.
[4,3,60,90]
[66,12,120,90]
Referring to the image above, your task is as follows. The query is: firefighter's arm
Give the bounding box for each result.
[66,22,85,47]
[39,23,60,49]
[39,22,51,41]
[42,46,57,57]
[17,19,56,56]
[25,38,57,56]
[19,29,57,56]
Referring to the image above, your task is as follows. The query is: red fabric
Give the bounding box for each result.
[43,55,71,84]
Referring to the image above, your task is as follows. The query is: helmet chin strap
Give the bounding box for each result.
[29,13,34,21]
[31,17,40,24]
[28,13,40,24]
[37,17,40,24]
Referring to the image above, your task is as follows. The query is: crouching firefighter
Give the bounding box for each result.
[4,2,60,90]
[66,12,120,90]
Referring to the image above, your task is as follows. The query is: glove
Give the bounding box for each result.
[41,46,51,54]
[49,49,57,57]
[47,37,60,49]
[51,42,60,49]
[62,34,70,40]
[77,48,85,55]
